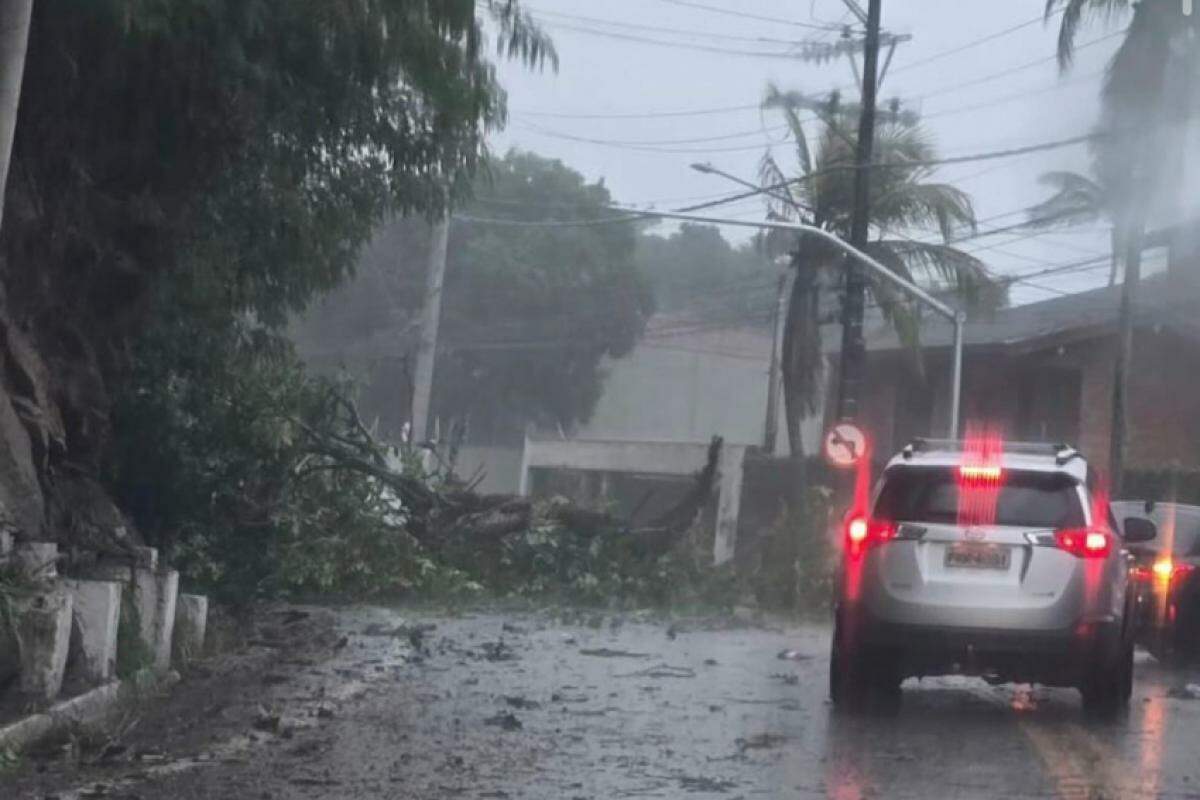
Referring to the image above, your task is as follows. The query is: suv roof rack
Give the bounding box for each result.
[901,438,1081,466]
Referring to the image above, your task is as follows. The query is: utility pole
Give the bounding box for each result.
[410,216,450,444]
[763,271,792,453]
[835,0,882,422]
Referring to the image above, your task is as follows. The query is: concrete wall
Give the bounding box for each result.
[575,323,823,457]
[455,445,523,495]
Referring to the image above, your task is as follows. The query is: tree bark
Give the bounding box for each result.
[0,0,33,232]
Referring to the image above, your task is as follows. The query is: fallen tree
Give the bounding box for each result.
[154,363,733,607]
[284,385,729,604]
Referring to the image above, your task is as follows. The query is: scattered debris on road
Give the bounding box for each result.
[617,663,696,679]
[579,647,651,659]
[483,711,523,731]
[736,732,789,751]
[479,640,518,662]
[503,695,541,710]
[677,774,738,793]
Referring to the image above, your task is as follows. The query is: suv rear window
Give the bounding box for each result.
[874,467,1086,529]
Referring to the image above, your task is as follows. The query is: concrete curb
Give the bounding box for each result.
[0,669,180,754]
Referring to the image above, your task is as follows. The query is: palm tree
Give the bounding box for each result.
[1046,0,1197,488]
[758,86,994,461]
[1026,170,1121,286]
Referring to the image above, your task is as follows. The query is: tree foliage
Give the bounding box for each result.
[0,0,556,592]
[295,151,655,443]
[1046,1,1198,226]
[636,223,776,323]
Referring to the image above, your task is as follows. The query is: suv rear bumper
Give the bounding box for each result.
[838,603,1124,686]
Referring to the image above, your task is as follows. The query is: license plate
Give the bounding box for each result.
[945,543,1010,570]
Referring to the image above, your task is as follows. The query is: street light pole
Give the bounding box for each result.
[410,215,450,444]
[763,271,792,453]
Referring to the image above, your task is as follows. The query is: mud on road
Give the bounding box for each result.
[7,604,1200,799]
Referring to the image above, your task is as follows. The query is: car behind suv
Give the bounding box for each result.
[1114,501,1200,663]
[831,438,1156,714]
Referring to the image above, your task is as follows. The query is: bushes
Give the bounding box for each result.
[434,499,739,609]
[745,485,835,615]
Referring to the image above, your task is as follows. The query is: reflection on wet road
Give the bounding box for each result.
[12,609,1200,799]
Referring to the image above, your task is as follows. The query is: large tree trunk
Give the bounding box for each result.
[0,0,33,232]
[779,258,822,608]
[780,260,821,462]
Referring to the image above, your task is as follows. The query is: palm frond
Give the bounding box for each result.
[757,151,801,222]
[860,244,925,375]
[485,1,559,70]
[871,275,926,378]
[873,182,977,241]
[761,83,816,174]
[1047,0,1131,70]
[1027,170,1108,228]
[872,239,998,313]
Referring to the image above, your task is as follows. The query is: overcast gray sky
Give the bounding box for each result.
[487,0,1136,305]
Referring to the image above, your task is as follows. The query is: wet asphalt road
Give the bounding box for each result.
[10,606,1200,799]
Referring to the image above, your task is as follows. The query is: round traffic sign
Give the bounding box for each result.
[824,423,868,469]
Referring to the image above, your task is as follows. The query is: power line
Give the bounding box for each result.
[516,116,1097,157]
[680,131,1099,209]
[458,128,1097,226]
[511,21,1110,123]
[513,33,1118,156]
[525,7,812,46]
[918,29,1124,102]
[531,19,826,60]
[888,8,1065,76]
[653,0,848,32]
[516,119,790,147]
[920,69,1101,121]
[509,64,1094,133]
[515,101,763,121]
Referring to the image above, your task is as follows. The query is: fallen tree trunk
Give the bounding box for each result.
[628,436,722,558]
[294,390,724,563]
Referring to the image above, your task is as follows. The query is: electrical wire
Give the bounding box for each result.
[529,19,827,59]
[653,0,848,32]
[525,7,813,46]
[888,8,1065,76]
[511,22,1112,123]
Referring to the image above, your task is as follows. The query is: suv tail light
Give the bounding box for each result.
[1054,527,1111,558]
[845,516,896,557]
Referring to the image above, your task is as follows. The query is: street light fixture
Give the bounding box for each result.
[611,204,966,438]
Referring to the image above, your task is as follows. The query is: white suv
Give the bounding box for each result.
[830,438,1157,714]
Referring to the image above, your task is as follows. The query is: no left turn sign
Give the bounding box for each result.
[824,423,868,469]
